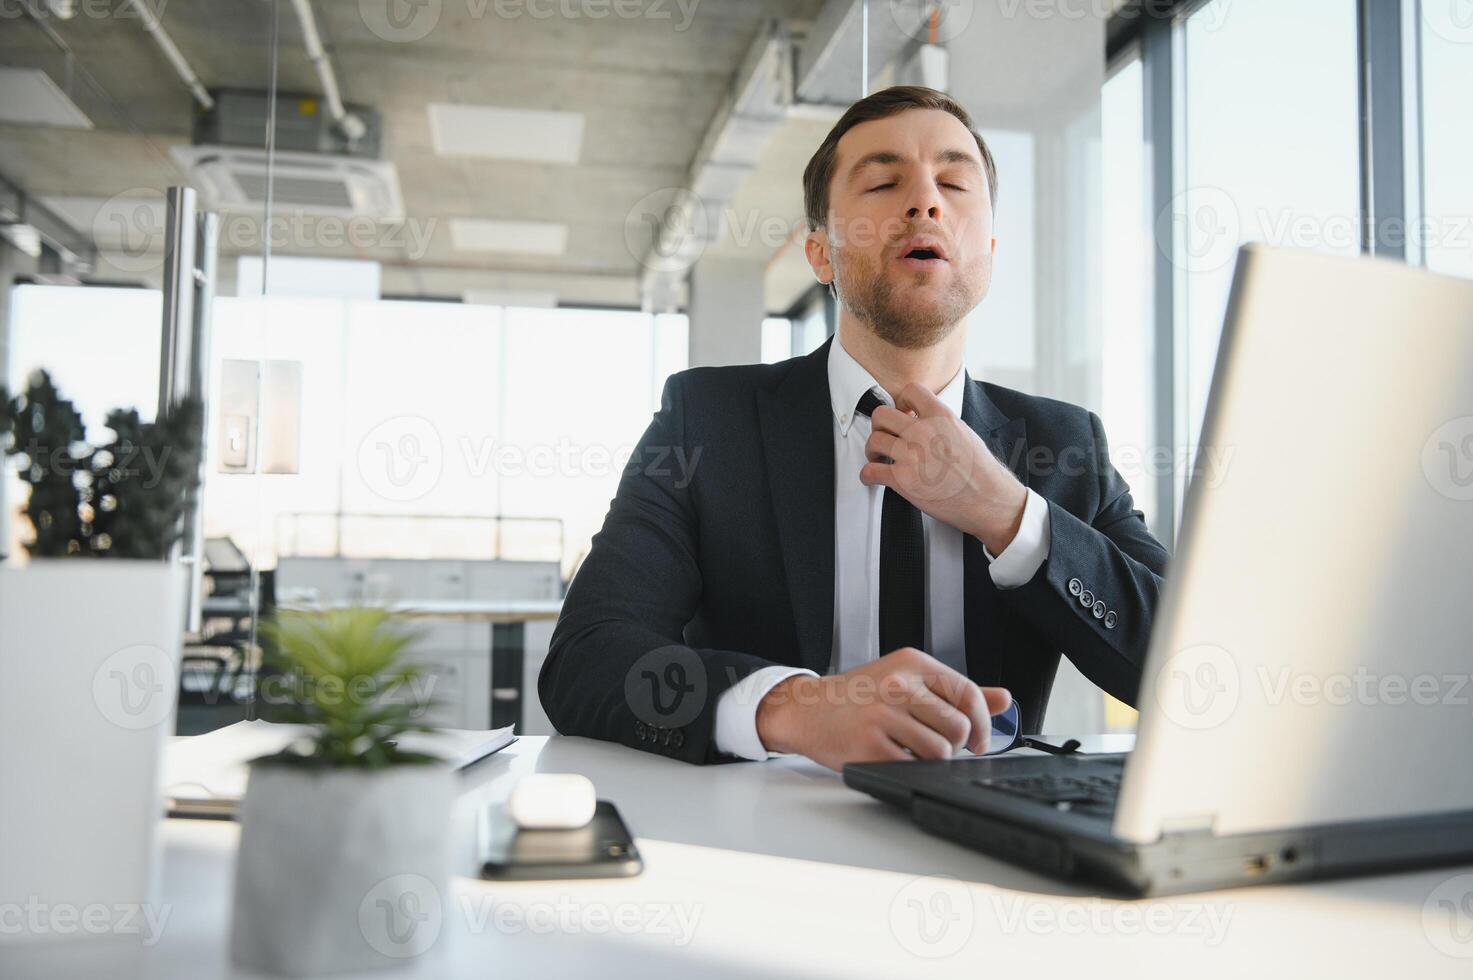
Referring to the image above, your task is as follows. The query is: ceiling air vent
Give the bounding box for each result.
[168,145,404,221]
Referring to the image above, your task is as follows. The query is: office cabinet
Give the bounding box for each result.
[275,558,560,732]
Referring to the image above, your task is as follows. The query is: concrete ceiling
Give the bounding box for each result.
[0,0,829,308]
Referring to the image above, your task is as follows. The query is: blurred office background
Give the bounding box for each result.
[0,0,1467,736]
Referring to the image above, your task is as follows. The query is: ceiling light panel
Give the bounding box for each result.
[428,103,584,164]
[450,219,567,255]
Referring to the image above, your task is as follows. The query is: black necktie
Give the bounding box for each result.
[855,389,926,655]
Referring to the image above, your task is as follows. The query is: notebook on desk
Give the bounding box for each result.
[164,719,516,819]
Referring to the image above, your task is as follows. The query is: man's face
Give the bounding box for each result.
[806,108,997,350]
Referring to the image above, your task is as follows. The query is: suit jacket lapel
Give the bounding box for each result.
[757,339,836,675]
[961,378,1030,687]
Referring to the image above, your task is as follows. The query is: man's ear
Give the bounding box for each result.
[804,226,833,286]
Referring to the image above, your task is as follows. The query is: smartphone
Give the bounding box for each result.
[479,800,643,880]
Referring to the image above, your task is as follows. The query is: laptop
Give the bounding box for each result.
[844,244,1473,896]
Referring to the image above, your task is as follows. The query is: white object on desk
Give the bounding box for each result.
[164,719,514,817]
[507,773,597,829]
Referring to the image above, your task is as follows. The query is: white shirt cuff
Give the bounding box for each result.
[983,489,1051,589]
[713,665,818,761]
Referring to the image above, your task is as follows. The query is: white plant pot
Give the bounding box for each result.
[230,761,455,976]
[0,559,186,945]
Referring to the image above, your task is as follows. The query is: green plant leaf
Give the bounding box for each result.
[257,605,446,769]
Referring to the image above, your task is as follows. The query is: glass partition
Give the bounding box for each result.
[0,0,280,734]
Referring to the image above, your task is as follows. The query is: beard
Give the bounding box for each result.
[831,244,989,350]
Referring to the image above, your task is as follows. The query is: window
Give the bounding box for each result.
[5,285,162,438]
[1415,1,1473,280]
[1174,0,1361,469]
[4,285,687,574]
[499,307,687,573]
[4,285,164,558]
[761,317,792,363]
[790,289,830,358]
[1100,51,1158,531]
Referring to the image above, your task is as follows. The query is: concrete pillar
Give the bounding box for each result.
[686,256,766,368]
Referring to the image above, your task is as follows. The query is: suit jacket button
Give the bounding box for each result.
[1067,577,1083,596]
[1080,589,1094,607]
[1092,601,1106,619]
[1104,611,1118,629]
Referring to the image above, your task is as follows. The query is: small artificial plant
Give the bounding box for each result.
[258,606,444,769]
[0,369,202,559]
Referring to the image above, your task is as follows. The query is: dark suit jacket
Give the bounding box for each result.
[539,338,1170,764]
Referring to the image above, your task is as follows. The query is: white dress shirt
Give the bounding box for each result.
[712,337,1053,760]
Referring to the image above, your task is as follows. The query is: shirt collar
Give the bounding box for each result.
[827,334,968,436]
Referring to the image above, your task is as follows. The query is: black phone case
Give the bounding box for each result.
[479,800,643,880]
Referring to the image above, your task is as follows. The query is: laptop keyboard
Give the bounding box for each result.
[971,760,1124,814]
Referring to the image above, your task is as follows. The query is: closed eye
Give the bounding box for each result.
[867,182,897,193]
[941,183,967,191]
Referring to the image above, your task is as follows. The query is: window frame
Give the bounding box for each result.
[1106,0,1412,538]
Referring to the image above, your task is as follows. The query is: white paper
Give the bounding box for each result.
[164,719,514,809]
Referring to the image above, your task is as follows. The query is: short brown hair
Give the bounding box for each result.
[802,85,998,232]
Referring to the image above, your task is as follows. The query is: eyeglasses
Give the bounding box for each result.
[983,700,1082,756]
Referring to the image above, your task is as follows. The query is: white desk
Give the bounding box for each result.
[7,735,1468,979]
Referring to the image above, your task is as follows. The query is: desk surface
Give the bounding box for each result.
[9,734,1468,979]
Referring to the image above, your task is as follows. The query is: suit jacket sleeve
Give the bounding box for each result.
[994,410,1170,706]
[538,372,780,764]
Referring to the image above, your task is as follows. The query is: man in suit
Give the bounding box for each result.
[540,85,1169,769]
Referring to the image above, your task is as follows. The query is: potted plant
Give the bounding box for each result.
[0,369,201,930]
[230,606,455,976]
